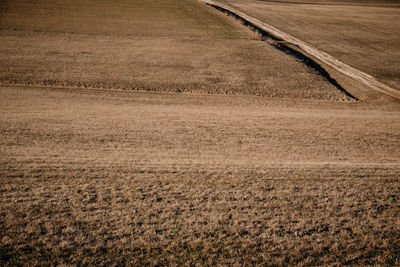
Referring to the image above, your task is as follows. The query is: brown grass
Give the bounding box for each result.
[0,0,352,100]
[218,0,400,90]
[1,86,400,265]
[1,0,399,265]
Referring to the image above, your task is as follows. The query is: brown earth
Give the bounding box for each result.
[0,0,400,265]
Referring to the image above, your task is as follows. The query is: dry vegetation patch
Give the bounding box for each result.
[1,0,399,265]
[1,87,399,265]
[0,0,352,100]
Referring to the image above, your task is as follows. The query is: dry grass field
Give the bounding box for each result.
[1,0,400,265]
[1,86,399,265]
[218,0,400,90]
[0,0,350,100]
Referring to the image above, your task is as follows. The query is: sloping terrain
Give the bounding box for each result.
[202,0,399,100]
[0,0,351,100]
[217,0,400,91]
[0,0,399,265]
[1,86,399,265]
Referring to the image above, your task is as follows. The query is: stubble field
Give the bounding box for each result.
[1,86,399,265]
[0,0,348,99]
[0,0,399,265]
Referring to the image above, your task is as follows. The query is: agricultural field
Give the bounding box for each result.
[218,0,400,90]
[1,86,399,265]
[0,0,349,99]
[1,0,399,265]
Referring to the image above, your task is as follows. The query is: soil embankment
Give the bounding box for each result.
[202,0,400,100]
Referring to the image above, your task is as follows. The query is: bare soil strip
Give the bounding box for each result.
[201,0,400,99]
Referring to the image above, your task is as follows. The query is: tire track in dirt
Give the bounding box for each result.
[202,0,400,100]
